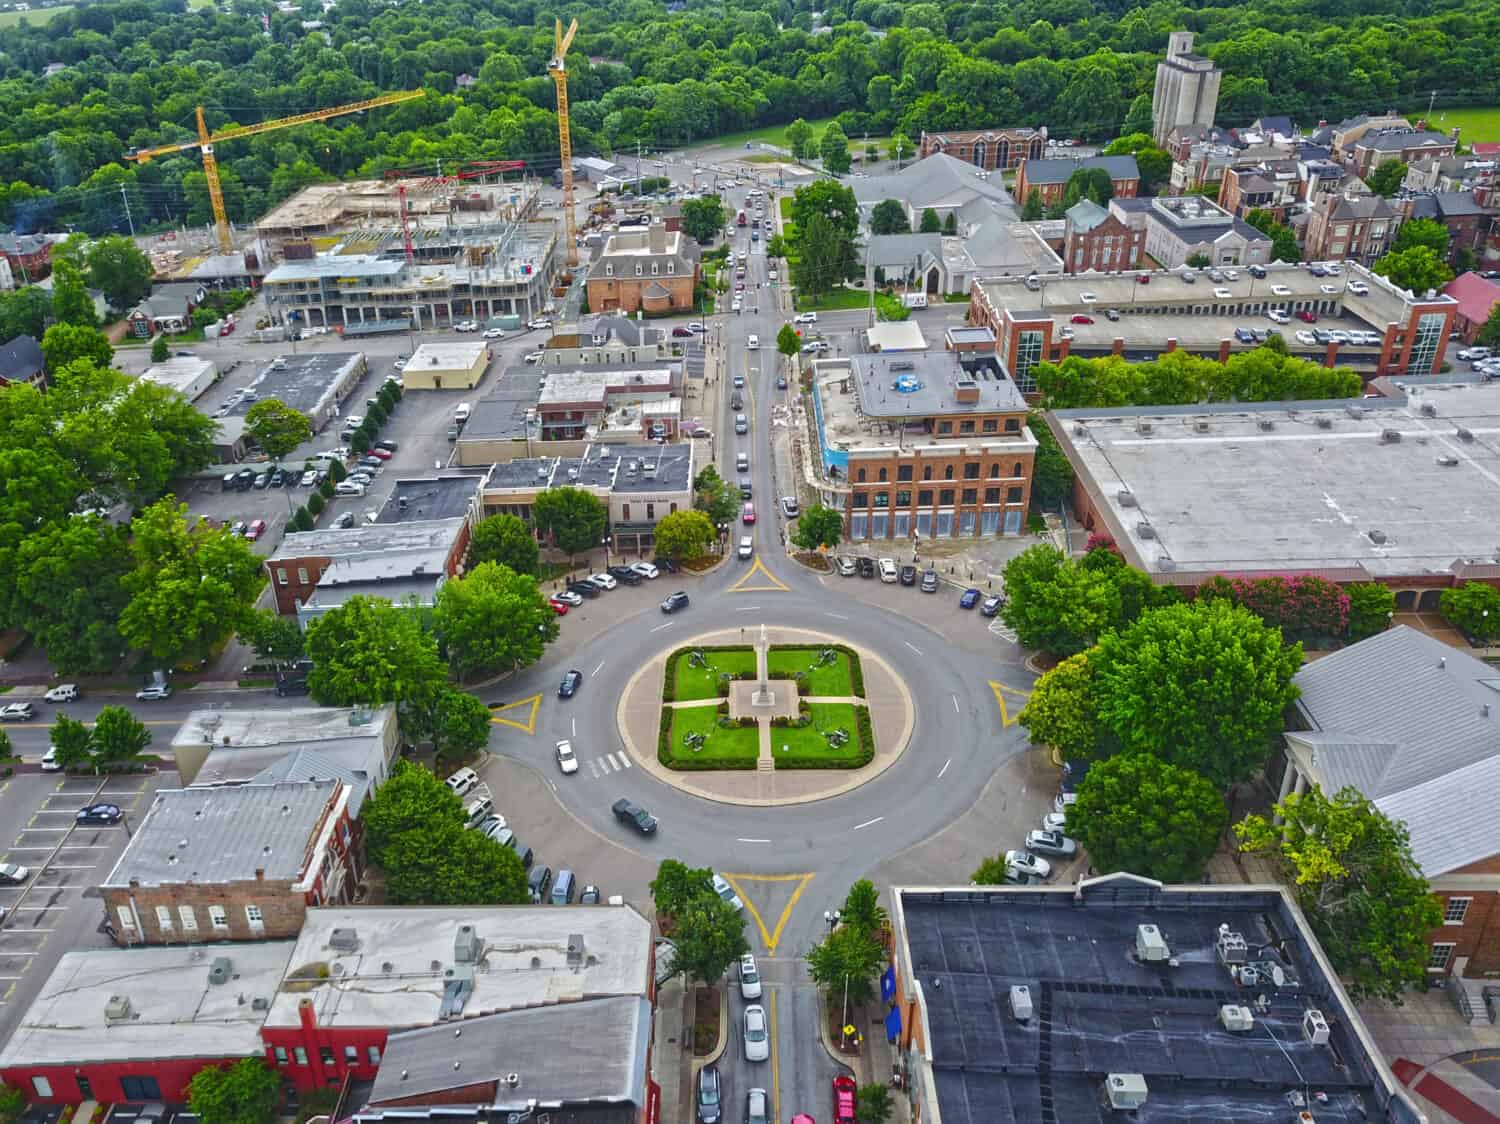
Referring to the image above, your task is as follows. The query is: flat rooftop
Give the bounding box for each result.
[896,879,1416,1124]
[538,365,675,407]
[274,516,465,561]
[486,442,694,493]
[172,705,394,750]
[408,341,487,369]
[264,254,404,282]
[462,367,546,441]
[1050,379,1500,580]
[0,942,296,1067]
[263,905,652,1031]
[103,780,339,888]
[852,352,1028,420]
[139,356,215,398]
[376,475,484,523]
[228,352,362,418]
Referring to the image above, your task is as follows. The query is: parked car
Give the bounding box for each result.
[744,1004,770,1061]
[1295,309,1318,323]
[528,865,553,903]
[713,873,743,911]
[0,862,30,885]
[833,1074,858,1124]
[661,591,690,614]
[631,561,659,579]
[697,1063,722,1124]
[558,669,583,698]
[1005,849,1051,878]
[921,570,939,593]
[607,565,643,586]
[547,596,569,615]
[794,312,817,324]
[244,518,268,541]
[445,767,480,798]
[781,496,800,518]
[1025,829,1078,857]
[135,683,172,701]
[899,564,917,586]
[275,675,310,697]
[981,594,1004,616]
[580,884,601,904]
[836,555,858,576]
[1070,314,1094,325]
[613,798,658,835]
[878,557,898,583]
[959,587,981,609]
[43,684,79,703]
[567,581,600,599]
[590,572,618,591]
[229,520,248,537]
[0,702,37,721]
[253,470,272,489]
[858,556,876,579]
[40,746,60,772]
[77,803,123,825]
[555,739,579,775]
[554,589,584,606]
[739,953,762,999]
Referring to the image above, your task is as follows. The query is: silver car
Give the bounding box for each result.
[743,1004,769,1062]
[746,1088,769,1124]
[1025,829,1078,858]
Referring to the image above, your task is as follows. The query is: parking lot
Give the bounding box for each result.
[0,770,167,1044]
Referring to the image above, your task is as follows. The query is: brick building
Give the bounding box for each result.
[1061,198,1143,273]
[1444,271,1500,342]
[1278,626,1500,996]
[1404,191,1499,265]
[0,233,54,282]
[99,780,358,946]
[586,222,699,314]
[1014,155,1140,207]
[1303,191,1402,266]
[1348,128,1457,179]
[918,127,1046,171]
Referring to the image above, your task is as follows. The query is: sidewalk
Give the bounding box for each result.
[654,976,694,1122]
[815,990,911,1124]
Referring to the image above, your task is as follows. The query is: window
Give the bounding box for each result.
[961,488,977,504]
[209,905,228,931]
[320,1047,335,1068]
[897,465,913,482]
[667,262,674,274]
[960,420,975,434]
[939,489,955,505]
[856,468,866,483]
[179,905,198,932]
[368,1045,382,1066]
[646,502,655,520]
[878,467,888,482]
[896,490,912,506]
[117,905,136,933]
[274,1047,288,1064]
[962,463,978,479]
[944,465,954,480]
[1007,486,1023,503]
[622,503,630,521]
[276,568,288,585]
[635,264,643,276]
[1443,898,1472,925]
[670,502,678,513]
[1005,418,1020,433]
[344,1046,359,1065]
[853,491,869,508]
[297,567,309,585]
[938,421,952,434]
[119,1077,161,1101]
[32,1077,52,1098]
[294,1047,308,1066]
[922,466,932,481]
[1428,943,1455,971]
[605,263,614,277]
[1013,461,1023,476]
[651,263,659,275]
[983,419,997,433]
[917,489,933,505]
[873,492,889,508]
[245,904,264,931]
[154,905,173,932]
[985,488,1001,504]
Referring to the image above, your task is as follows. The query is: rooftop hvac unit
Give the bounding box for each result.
[104,995,132,1021]
[1105,1073,1148,1110]
[1302,1008,1331,1046]
[1380,428,1402,443]
[1009,985,1033,1022]
[1344,404,1366,419]
[1436,454,1459,466]
[1136,420,1154,435]
[1216,926,1248,966]
[1258,418,1275,430]
[1457,427,1474,441]
[567,934,586,965]
[454,924,483,965]
[208,957,233,986]
[1136,924,1170,962]
[329,928,359,952]
[1117,490,1136,507]
[252,996,270,1011]
[1219,1004,1255,1032]
[1368,529,1388,545]
[1421,402,1438,417]
[1137,522,1156,540]
[1315,416,1333,429]
[1194,420,1210,433]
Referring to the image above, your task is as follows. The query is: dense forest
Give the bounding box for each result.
[0,0,1498,236]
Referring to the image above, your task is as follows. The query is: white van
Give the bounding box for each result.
[746,334,760,350]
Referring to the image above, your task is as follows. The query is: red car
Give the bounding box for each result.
[742,501,756,525]
[367,447,394,460]
[244,518,267,541]
[672,326,694,338]
[547,597,569,615]
[833,1074,857,1124]
[1295,310,1318,323]
[1070,314,1094,325]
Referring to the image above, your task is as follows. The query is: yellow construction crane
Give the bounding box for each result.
[549,17,580,267]
[125,90,425,256]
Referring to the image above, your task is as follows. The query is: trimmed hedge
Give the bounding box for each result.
[839,645,866,696]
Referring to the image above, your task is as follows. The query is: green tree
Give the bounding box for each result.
[1244,208,1301,263]
[840,879,887,938]
[150,334,170,363]
[1121,93,1153,137]
[681,194,728,243]
[650,859,716,923]
[971,854,1016,884]
[777,322,801,358]
[86,235,153,311]
[1063,166,1114,207]
[856,1084,894,1124]
[360,759,464,864]
[1373,245,1453,294]
[654,509,715,561]
[869,198,909,235]
[942,211,957,235]
[918,207,941,234]
[1237,786,1443,1003]
[999,545,1120,658]
[791,503,842,550]
[532,486,608,561]
[1365,160,1409,197]
[791,180,861,242]
[1027,412,1074,510]
[672,891,750,984]
[1018,652,1100,760]
[119,498,266,668]
[431,687,494,761]
[693,464,739,526]
[244,399,311,460]
[41,324,113,373]
[785,118,815,160]
[1391,217,1450,256]
[290,507,314,531]
[1092,600,1303,788]
[1476,303,1500,349]
[433,561,559,681]
[49,714,94,772]
[0,729,14,772]
[1438,581,1500,641]
[0,1079,26,1122]
[887,133,912,164]
[241,607,306,666]
[792,212,846,298]
[188,1058,280,1124]
[766,233,789,260]
[468,513,539,575]
[384,820,529,905]
[90,704,152,771]
[303,595,448,715]
[1072,753,1227,882]
[50,257,97,327]
[806,922,884,1005]
[11,516,132,674]
[1021,190,1043,221]
[1185,252,1211,268]
[1346,582,1396,642]
[820,121,851,174]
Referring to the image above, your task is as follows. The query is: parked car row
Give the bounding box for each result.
[834,556,1004,615]
[563,561,671,605]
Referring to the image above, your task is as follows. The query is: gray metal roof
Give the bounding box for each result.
[226,351,363,418]
[252,746,377,816]
[852,153,1018,219]
[274,516,466,562]
[1019,154,1139,186]
[102,779,340,887]
[366,996,650,1108]
[1291,624,1500,875]
[1357,130,1452,152]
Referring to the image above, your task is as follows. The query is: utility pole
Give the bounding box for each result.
[636,139,644,195]
[120,185,136,237]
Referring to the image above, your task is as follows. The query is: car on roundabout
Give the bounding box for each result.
[661,591,690,613]
[558,669,583,698]
[613,798,658,835]
[555,739,578,774]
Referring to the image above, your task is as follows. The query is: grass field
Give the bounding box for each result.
[668,705,760,766]
[771,703,865,766]
[0,5,65,26]
[668,646,756,701]
[1425,106,1500,144]
[709,116,839,152]
[767,647,855,696]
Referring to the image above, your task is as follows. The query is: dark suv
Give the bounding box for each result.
[697,1063,722,1124]
[527,865,553,903]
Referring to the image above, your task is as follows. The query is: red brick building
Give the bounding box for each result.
[0,233,53,282]
[1015,155,1141,207]
[918,127,1046,171]
[1061,199,1143,274]
[267,516,472,617]
[586,222,699,315]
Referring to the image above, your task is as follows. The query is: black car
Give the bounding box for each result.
[661,591,690,613]
[1249,264,1268,278]
[527,864,553,903]
[612,798,658,835]
[233,468,256,491]
[980,594,1005,617]
[899,564,917,586]
[253,470,272,489]
[558,669,583,699]
[608,565,643,586]
[76,803,123,825]
[275,675,310,697]
[859,556,876,579]
[697,1063,722,1124]
[580,885,601,904]
[268,468,287,488]
[567,581,601,599]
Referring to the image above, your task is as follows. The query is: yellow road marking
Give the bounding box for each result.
[989,681,1028,727]
[722,872,814,955]
[768,988,781,1124]
[489,693,541,734]
[729,555,790,593]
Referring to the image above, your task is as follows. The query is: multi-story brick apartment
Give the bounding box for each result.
[918,127,1046,171]
[1109,195,1271,268]
[1302,190,1402,265]
[802,352,1036,542]
[586,221,699,314]
[99,780,358,946]
[1403,191,1500,265]
[1014,155,1140,208]
[1348,128,1457,179]
[1061,199,1143,274]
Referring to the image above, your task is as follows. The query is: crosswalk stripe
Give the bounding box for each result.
[619,753,632,769]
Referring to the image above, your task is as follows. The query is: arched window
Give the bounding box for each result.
[878,468,888,482]
[1013,461,1023,476]
[989,464,1000,478]
[976,140,989,169]
[944,465,954,480]
[923,465,932,480]
[857,468,866,482]
[994,139,1007,169]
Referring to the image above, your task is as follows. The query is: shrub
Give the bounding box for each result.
[1439,582,1500,642]
[290,507,314,531]
[349,430,371,454]
[318,477,335,499]
[1346,582,1396,642]
[306,491,325,515]
[327,459,347,483]
[658,709,673,765]
[368,400,388,427]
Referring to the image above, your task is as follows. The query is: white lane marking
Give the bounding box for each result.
[904,641,923,655]
[736,605,760,612]
[825,612,848,620]
[852,817,884,831]
[619,754,632,769]
[571,717,577,736]
[952,694,960,713]
[32,864,99,870]
[737,838,771,844]
[592,660,606,675]
[651,622,673,633]
[938,758,951,779]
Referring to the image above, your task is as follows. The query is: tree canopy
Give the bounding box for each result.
[432,560,558,680]
[244,399,311,460]
[869,198,909,235]
[468,513,539,576]
[188,1059,280,1124]
[532,486,607,559]
[1071,752,1227,882]
[303,594,448,718]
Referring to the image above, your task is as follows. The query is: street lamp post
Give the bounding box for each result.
[602,534,613,567]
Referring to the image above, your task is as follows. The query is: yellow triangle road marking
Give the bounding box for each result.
[721,872,814,955]
[990,681,1028,728]
[489,693,541,734]
[728,555,790,593]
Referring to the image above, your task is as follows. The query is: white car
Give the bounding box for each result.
[524,351,544,363]
[631,561,659,579]
[335,481,365,497]
[746,334,760,350]
[1458,347,1491,361]
[1004,850,1052,878]
[794,312,817,324]
[743,1004,769,1062]
[40,746,61,772]
[590,572,617,591]
[342,415,365,430]
[483,327,506,339]
[528,318,553,330]
[1348,281,1368,295]
[445,767,480,798]
[1267,309,1290,324]
[713,873,744,911]
[555,739,579,775]
[135,684,172,701]
[454,320,477,332]
[739,953,762,1000]
[1042,811,1068,833]
[0,702,36,721]
[738,535,753,559]
[878,557,898,583]
[1320,284,1338,294]
[554,589,583,606]
[0,861,30,885]
[44,683,79,703]
[1270,284,1291,296]
[1025,829,1078,857]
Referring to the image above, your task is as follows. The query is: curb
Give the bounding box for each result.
[814,989,863,1079]
[691,982,730,1078]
